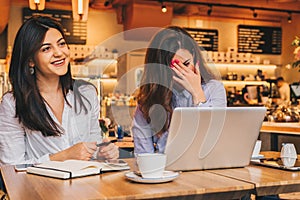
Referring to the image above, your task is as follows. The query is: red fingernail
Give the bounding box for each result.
[174,59,180,64]
[170,60,176,68]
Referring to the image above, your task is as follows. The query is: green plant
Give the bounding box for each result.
[99,119,108,133]
[292,36,300,46]
[291,36,300,71]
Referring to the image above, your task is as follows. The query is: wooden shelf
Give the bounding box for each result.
[222,80,269,87]
[261,122,300,135]
[210,63,277,70]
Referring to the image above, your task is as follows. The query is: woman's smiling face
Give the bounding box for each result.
[33,28,70,78]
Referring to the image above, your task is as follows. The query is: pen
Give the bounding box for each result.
[96,140,117,147]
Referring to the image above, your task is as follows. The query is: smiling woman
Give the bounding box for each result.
[0,16,119,165]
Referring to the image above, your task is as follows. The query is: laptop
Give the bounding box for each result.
[164,107,266,171]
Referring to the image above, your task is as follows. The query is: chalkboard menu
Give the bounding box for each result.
[185,28,218,51]
[23,8,87,44]
[238,25,281,54]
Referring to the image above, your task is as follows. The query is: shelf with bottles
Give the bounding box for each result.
[209,63,277,83]
[71,58,117,78]
[209,63,276,91]
[100,93,137,130]
[102,93,137,108]
[222,80,269,89]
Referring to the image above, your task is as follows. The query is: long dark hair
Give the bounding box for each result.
[137,26,215,136]
[9,16,92,137]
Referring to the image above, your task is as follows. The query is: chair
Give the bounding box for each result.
[0,190,8,200]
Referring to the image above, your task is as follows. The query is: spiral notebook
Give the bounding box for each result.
[164,107,266,171]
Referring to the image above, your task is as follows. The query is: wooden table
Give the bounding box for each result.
[109,136,134,149]
[108,137,134,159]
[210,152,300,197]
[4,154,300,200]
[1,160,253,200]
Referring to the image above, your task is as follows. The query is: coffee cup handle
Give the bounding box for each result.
[244,93,250,103]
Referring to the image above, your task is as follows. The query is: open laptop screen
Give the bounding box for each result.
[164,107,266,171]
[291,85,300,98]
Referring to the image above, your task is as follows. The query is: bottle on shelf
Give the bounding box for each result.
[0,59,6,97]
[5,46,12,73]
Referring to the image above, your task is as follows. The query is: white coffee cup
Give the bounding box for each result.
[281,143,297,167]
[261,97,269,105]
[252,140,262,158]
[136,153,166,179]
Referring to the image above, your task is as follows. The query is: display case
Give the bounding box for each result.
[210,63,278,91]
[209,63,278,106]
[117,50,146,95]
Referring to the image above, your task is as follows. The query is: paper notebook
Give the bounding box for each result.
[26,160,130,179]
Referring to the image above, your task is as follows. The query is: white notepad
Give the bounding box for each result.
[27,160,130,179]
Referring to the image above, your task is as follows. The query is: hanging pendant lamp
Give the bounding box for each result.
[29,0,45,11]
[72,0,89,21]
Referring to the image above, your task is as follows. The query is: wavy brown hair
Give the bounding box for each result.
[137,26,215,136]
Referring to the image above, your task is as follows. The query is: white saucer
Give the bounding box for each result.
[125,171,179,183]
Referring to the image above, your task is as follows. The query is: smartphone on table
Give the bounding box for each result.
[14,164,34,172]
[105,159,128,167]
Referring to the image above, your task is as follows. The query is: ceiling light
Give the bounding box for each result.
[72,0,89,21]
[207,5,212,16]
[160,0,300,18]
[104,0,113,7]
[161,5,167,13]
[288,12,292,23]
[78,0,83,15]
[251,8,258,18]
[28,0,45,10]
[160,0,167,13]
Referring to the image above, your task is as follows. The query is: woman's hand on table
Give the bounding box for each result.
[50,142,98,161]
[97,138,119,160]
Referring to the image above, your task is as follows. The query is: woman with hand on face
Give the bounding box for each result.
[132,26,227,154]
[0,16,119,165]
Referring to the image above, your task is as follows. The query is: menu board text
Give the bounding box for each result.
[23,8,87,45]
[238,25,281,54]
[185,28,218,51]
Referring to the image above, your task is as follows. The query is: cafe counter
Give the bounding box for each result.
[261,122,300,135]
[260,122,300,152]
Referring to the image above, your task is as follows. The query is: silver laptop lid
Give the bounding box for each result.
[165,107,266,171]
